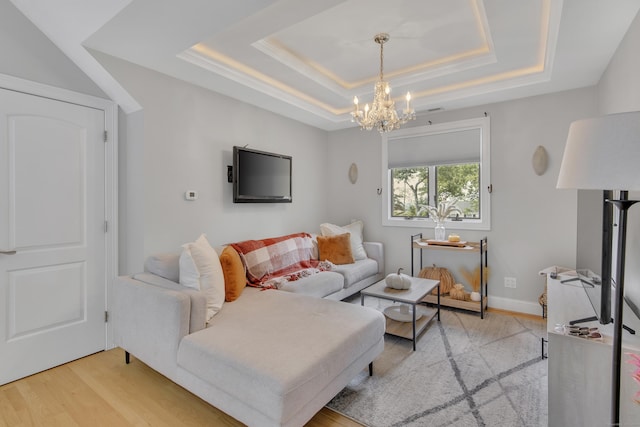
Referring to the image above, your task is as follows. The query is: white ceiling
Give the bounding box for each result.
[11,0,640,130]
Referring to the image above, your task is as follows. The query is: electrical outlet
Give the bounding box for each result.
[504,277,517,288]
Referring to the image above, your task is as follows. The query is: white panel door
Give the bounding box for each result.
[0,88,105,385]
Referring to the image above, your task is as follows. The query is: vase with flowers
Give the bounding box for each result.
[421,197,461,241]
[460,265,491,303]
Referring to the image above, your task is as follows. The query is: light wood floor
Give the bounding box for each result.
[0,348,362,427]
[0,308,542,427]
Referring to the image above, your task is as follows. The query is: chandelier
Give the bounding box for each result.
[351,33,415,133]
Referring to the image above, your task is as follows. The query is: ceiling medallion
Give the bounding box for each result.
[351,33,415,133]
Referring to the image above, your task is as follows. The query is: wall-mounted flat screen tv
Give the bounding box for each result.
[574,190,613,325]
[233,146,292,203]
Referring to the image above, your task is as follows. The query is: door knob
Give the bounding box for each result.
[0,250,16,255]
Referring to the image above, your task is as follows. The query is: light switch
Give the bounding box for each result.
[185,191,198,201]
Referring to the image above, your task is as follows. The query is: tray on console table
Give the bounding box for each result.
[413,239,485,251]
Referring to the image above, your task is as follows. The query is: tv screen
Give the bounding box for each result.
[575,190,613,325]
[625,293,640,323]
[233,146,292,203]
[599,189,613,324]
[576,269,607,322]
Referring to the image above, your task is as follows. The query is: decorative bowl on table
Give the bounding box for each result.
[383,304,423,322]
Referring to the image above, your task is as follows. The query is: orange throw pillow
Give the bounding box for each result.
[317,233,355,265]
[219,246,246,302]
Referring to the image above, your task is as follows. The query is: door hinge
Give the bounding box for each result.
[105,311,109,323]
[103,130,108,142]
[104,220,108,233]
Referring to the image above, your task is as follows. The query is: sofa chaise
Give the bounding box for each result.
[112,229,386,427]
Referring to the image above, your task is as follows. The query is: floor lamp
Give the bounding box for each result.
[557,110,640,425]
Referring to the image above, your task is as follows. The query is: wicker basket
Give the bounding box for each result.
[539,282,547,318]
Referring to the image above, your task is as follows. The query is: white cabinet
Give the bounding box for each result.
[547,277,640,426]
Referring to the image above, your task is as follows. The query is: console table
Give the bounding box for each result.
[547,275,640,426]
[411,233,488,318]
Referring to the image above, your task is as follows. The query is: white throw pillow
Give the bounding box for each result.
[320,220,367,260]
[179,234,225,322]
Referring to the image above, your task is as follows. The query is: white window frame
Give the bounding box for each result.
[381,117,491,230]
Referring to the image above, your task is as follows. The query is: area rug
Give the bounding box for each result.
[327,303,547,427]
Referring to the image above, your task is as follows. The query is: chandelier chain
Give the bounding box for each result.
[379,39,384,82]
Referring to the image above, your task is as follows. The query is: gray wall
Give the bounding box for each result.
[92,52,331,274]
[117,108,145,274]
[0,1,105,98]
[595,11,640,311]
[6,0,637,314]
[327,88,597,313]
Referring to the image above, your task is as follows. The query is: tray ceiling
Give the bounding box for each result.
[11,0,640,130]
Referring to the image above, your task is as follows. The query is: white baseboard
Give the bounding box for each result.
[488,295,543,316]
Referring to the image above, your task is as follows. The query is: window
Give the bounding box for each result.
[382,117,491,230]
[391,162,480,219]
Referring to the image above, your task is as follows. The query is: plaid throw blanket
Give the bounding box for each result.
[231,232,331,288]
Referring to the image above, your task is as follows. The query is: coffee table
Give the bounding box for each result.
[361,277,440,351]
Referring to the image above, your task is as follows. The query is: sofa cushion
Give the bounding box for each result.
[144,252,180,282]
[230,232,318,286]
[320,220,367,260]
[317,233,354,265]
[277,271,344,298]
[219,246,246,302]
[179,234,226,322]
[331,258,379,289]
[177,288,385,426]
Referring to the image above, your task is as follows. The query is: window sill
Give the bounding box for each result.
[382,217,490,231]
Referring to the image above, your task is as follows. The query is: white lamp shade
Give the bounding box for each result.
[557,111,640,191]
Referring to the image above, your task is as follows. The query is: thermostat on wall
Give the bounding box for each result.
[185,191,198,201]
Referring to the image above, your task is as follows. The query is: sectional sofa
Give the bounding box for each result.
[112,229,386,427]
